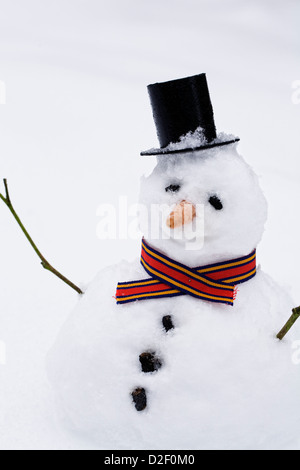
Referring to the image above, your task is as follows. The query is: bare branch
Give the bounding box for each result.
[0,179,83,295]
[3,179,11,205]
[277,307,300,340]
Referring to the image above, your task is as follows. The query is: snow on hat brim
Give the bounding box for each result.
[140,128,240,156]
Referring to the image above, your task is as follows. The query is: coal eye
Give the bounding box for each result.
[209,195,223,210]
[165,184,181,193]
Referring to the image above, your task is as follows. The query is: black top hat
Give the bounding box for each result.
[141,73,239,156]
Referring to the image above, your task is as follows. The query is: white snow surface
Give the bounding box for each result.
[0,0,300,450]
[47,148,300,450]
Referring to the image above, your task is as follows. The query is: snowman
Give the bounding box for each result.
[47,74,300,450]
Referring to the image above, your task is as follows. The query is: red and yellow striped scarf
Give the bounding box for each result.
[116,239,256,306]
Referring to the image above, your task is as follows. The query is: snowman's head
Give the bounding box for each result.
[139,144,267,266]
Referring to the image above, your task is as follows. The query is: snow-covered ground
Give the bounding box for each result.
[0,0,299,450]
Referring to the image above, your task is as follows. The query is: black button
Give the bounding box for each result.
[132,387,147,411]
[162,315,174,332]
[139,352,162,373]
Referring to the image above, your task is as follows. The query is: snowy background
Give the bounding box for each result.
[0,0,299,450]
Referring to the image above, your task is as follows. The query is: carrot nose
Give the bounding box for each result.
[167,200,196,229]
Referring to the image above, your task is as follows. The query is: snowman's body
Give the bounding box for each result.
[47,147,300,449]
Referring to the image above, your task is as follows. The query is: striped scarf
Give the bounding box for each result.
[116,239,256,306]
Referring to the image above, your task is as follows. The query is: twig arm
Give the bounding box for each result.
[0,179,83,295]
[4,178,11,204]
[277,307,300,340]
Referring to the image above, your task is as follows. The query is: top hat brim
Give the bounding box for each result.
[140,136,240,157]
